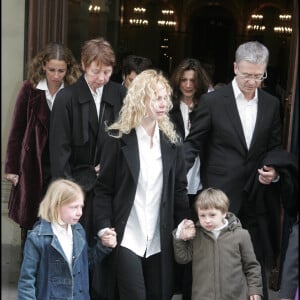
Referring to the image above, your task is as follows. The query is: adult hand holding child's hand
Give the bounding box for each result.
[179,219,196,241]
[101,228,117,248]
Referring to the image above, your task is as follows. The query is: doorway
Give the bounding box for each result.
[187,5,236,85]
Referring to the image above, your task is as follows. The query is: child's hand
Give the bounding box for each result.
[250,295,261,300]
[100,228,117,248]
[179,219,196,241]
[94,164,100,176]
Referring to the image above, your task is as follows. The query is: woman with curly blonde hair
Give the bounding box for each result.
[93,69,192,300]
[109,69,179,144]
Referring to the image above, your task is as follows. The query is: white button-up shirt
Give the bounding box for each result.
[84,76,103,118]
[233,78,258,149]
[121,123,163,258]
[36,79,64,110]
[51,222,73,268]
[180,101,201,194]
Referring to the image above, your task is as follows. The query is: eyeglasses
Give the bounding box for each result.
[236,65,267,82]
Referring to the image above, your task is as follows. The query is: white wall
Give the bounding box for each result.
[1,0,25,245]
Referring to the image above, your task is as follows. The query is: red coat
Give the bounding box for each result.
[5,81,50,229]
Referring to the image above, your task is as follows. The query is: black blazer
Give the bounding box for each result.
[184,82,282,214]
[93,129,190,299]
[169,102,201,161]
[49,76,126,179]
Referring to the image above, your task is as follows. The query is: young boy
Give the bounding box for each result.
[173,187,263,300]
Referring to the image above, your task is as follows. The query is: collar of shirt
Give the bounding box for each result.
[232,77,258,104]
[51,222,73,266]
[211,218,229,238]
[84,75,104,99]
[180,101,191,137]
[180,100,192,112]
[233,78,258,149]
[136,122,160,148]
[122,122,162,257]
[84,75,103,117]
[36,79,64,110]
[51,222,72,236]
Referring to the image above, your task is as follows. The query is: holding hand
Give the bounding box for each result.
[94,164,100,176]
[178,219,196,241]
[100,227,117,248]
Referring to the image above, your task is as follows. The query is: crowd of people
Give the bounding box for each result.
[4,38,298,300]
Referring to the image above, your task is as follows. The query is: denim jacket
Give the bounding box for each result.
[18,219,111,300]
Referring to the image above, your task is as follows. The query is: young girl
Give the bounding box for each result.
[173,187,263,300]
[18,179,116,300]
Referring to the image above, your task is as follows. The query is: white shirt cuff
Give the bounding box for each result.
[272,174,280,183]
[175,220,185,239]
[97,227,109,238]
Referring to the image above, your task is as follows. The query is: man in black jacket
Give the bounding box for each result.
[184,41,284,299]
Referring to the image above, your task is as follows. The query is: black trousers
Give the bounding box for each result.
[117,246,162,300]
[238,213,271,300]
[178,193,199,300]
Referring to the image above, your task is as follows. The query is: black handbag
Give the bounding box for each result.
[72,164,98,192]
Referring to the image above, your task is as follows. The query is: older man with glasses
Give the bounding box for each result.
[183,41,287,300]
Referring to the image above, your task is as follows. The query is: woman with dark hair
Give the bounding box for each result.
[170,58,213,209]
[169,58,213,299]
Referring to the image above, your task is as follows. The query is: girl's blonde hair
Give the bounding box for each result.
[108,69,179,144]
[195,187,229,214]
[38,179,84,223]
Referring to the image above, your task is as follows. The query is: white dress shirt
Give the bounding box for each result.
[84,75,103,118]
[233,78,258,149]
[121,123,163,258]
[51,222,73,268]
[36,79,64,110]
[180,101,201,194]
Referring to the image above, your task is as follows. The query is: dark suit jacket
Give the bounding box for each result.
[242,148,298,262]
[93,129,190,299]
[5,81,50,229]
[49,75,126,179]
[169,102,199,142]
[49,76,126,245]
[169,102,201,169]
[184,82,282,214]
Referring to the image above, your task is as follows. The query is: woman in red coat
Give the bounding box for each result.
[4,42,81,255]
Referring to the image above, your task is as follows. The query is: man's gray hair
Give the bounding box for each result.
[235,41,269,65]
